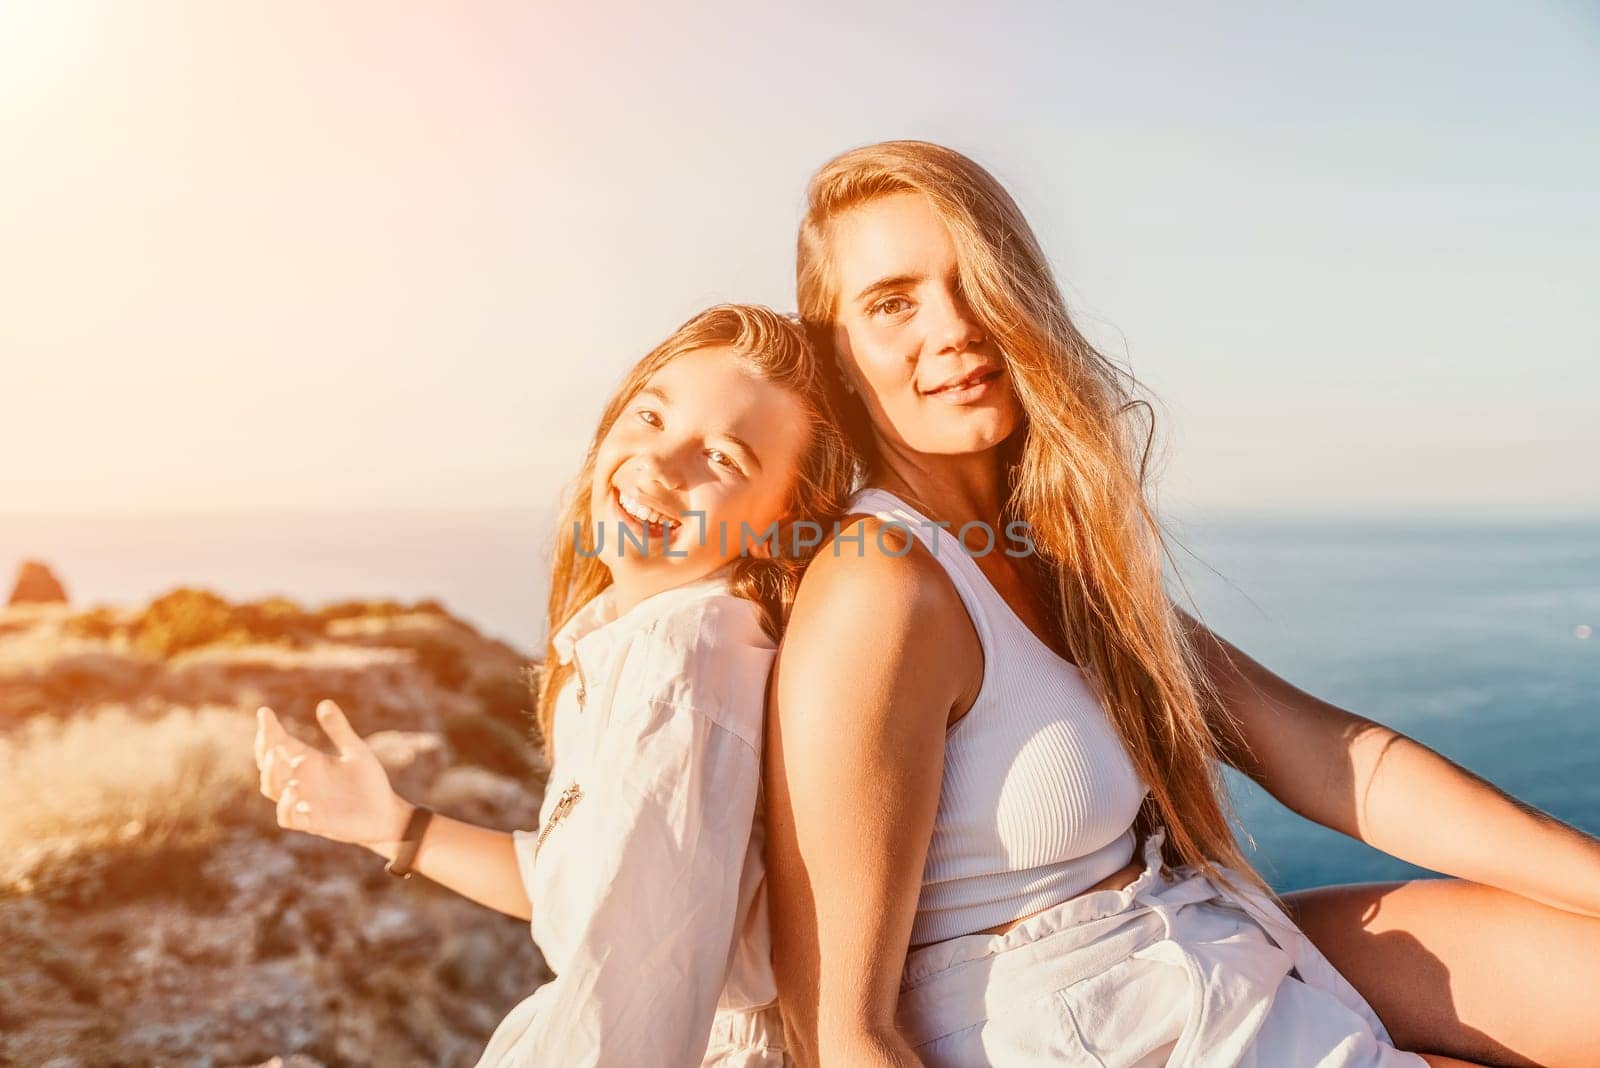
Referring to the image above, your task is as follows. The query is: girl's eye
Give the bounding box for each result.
[871,296,912,317]
[707,449,742,474]
[635,409,662,428]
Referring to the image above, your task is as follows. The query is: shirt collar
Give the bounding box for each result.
[551,563,740,667]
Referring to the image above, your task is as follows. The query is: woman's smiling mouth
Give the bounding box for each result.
[923,366,1004,405]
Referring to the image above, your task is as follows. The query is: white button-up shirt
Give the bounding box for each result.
[474,568,782,1067]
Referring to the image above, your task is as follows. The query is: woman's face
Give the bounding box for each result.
[589,345,809,608]
[828,191,1022,459]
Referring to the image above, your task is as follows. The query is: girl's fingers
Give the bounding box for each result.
[261,746,312,799]
[256,708,322,806]
[315,699,366,758]
[277,778,314,830]
[276,779,297,828]
[258,706,314,753]
[258,705,289,748]
[254,708,322,772]
[260,746,282,797]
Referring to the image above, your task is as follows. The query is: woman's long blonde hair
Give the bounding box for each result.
[534,304,857,760]
[797,140,1273,902]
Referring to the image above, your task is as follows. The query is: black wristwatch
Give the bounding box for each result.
[385,804,435,879]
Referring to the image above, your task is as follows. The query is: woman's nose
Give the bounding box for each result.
[929,289,985,354]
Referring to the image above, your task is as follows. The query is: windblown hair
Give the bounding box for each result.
[797,140,1273,903]
[534,304,857,760]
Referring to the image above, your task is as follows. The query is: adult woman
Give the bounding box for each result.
[763,141,1600,1067]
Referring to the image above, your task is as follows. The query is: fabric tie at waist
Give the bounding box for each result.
[899,828,1225,1018]
[895,826,1410,1066]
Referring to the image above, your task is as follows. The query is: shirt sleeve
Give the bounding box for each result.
[486,630,768,1067]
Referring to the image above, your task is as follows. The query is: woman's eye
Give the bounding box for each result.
[635,409,662,428]
[707,449,741,474]
[871,296,912,317]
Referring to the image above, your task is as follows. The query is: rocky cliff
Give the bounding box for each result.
[0,578,552,1067]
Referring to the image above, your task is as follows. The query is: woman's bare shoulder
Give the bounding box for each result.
[768,511,966,754]
[777,512,973,707]
[793,512,964,619]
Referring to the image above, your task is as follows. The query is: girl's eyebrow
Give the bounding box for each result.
[721,432,763,474]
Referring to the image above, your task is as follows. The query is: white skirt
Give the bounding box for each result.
[895,827,1429,1067]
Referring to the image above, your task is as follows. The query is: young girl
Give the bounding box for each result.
[254,304,855,1066]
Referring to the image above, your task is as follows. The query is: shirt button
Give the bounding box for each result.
[576,685,586,706]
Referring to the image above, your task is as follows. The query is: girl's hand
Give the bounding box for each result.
[254,699,411,848]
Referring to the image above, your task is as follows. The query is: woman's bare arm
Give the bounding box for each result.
[765,523,974,1066]
[1179,609,1600,918]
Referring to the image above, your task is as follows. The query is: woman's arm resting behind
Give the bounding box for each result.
[765,528,972,1067]
[1179,608,1600,918]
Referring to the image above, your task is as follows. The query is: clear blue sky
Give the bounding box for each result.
[3,1,1596,518]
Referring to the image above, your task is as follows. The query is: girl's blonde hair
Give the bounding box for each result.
[535,304,857,759]
[797,140,1274,903]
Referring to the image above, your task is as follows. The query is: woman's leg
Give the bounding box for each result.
[1280,877,1600,1068]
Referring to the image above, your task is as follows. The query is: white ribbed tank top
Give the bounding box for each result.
[848,487,1150,946]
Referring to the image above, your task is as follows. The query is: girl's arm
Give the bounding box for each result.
[764,527,973,1067]
[256,700,532,920]
[1179,609,1600,917]
[365,807,531,921]
[488,609,776,1067]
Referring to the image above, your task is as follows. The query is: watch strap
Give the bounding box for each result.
[385,804,434,879]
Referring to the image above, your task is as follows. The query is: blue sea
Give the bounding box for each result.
[3,509,1596,892]
[1168,515,1599,891]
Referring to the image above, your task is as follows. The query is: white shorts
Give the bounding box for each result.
[895,826,1428,1067]
[702,1002,788,1066]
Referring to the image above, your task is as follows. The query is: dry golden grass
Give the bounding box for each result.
[0,704,257,893]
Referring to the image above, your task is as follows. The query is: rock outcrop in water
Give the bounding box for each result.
[7,559,68,606]
[0,582,551,1067]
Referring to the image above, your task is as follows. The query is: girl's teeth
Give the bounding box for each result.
[618,489,675,529]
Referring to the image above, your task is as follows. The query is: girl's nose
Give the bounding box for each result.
[635,450,688,492]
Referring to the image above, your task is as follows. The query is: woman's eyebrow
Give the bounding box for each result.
[639,385,670,403]
[853,273,921,305]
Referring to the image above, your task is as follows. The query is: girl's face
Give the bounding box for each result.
[828,191,1022,459]
[590,345,809,609]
